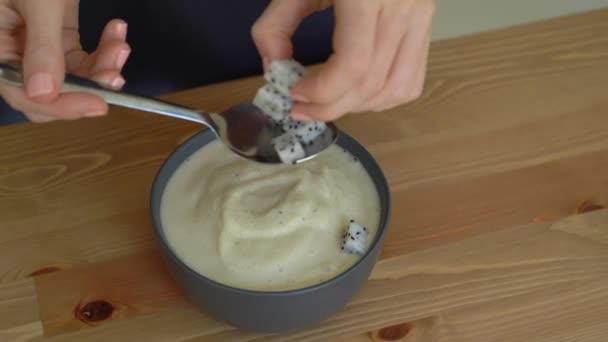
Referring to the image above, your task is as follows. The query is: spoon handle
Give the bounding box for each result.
[0,63,213,126]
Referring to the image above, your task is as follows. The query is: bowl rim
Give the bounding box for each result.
[150,129,391,296]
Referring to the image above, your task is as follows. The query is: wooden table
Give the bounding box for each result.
[2,9,608,342]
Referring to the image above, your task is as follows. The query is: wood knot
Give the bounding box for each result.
[576,200,604,214]
[28,266,61,277]
[75,300,114,324]
[375,322,411,341]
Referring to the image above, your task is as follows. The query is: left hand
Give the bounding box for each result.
[0,0,130,123]
[252,0,435,121]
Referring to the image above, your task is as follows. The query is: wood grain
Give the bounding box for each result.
[1,8,608,341]
[34,251,187,336]
[346,276,608,342]
[23,209,608,341]
[0,279,42,341]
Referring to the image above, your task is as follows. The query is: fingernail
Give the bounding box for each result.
[115,21,128,38]
[110,76,125,89]
[291,112,312,121]
[26,72,55,98]
[83,108,106,118]
[291,94,310,103]
[115,49,130,69]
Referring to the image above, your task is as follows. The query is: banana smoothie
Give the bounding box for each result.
[161,140,380,291]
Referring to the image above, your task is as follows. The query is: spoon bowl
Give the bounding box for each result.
[0,63,338,164]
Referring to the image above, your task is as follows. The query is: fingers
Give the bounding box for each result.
[19,0,66,102]
[0,5,124,122]
[77,40,129,89]
[365,0,435,112]
[292,6,412,121]
[366,9,434,111]
[291,92,353,122]
[89,20,129,89]
[0,5,23,30]
[360,7,411,107]
[89,69,125,90]
[25,112,55,123]
[291,0,435,121]
[290,0,379,106]
[89,19,130,73]
[99,18,128,43]
[67,19,130,89]
[0,31,20,60]
[251,0,317,69]
[0,83,108,120]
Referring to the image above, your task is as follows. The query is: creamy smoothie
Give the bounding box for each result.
[161,140,380,291]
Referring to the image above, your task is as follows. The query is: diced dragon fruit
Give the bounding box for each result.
[253,84,293,124]
[340,220,369,255]
[264,59,308,96]
[282,117,327,145]
[272,132,306,164]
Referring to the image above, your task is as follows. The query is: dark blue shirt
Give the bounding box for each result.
[80,0,334,95]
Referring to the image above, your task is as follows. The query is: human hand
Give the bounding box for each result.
[0,0,131,122]
[252,0,435,121]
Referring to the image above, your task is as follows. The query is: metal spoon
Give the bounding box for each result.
[0,63,338,164]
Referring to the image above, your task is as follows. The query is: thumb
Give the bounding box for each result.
[251,0,317,69]
[20,1,66,102]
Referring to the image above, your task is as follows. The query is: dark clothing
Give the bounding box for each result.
[0,1,334,124]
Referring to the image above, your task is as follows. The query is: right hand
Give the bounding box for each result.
[0,0,131,122]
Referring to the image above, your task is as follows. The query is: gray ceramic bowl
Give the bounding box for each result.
[150,129,391,333]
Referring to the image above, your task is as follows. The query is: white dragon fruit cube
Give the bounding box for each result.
[253,84,293,124]
[340,220,369,255]
[264,59,308,96]
[282,118,327,145]
[272,132,306,164]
